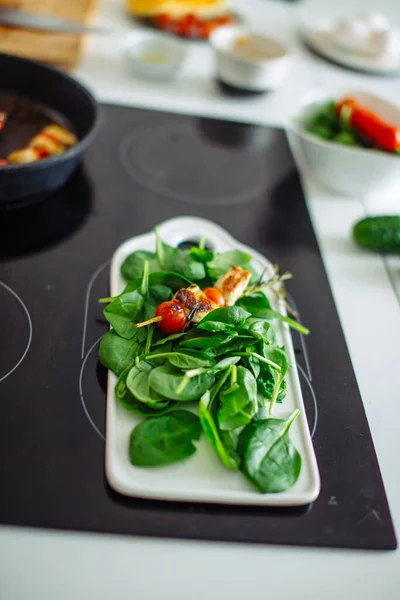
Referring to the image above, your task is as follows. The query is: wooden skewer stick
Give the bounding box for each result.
[135,316,163,329]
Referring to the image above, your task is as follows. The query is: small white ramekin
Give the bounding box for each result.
[210,25,294,92]
[123,31,186,81]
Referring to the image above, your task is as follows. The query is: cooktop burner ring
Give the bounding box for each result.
[79,335,105,441]
[119,122,269,206]
[297,362,318,438]
[81,259,111,360]
[0,280,32,383]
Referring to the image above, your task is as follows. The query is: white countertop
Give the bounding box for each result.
[1,1,400,598]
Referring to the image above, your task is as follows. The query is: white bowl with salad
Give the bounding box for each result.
[289,90,400,197]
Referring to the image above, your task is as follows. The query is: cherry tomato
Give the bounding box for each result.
[155,301,187,335]
[203,287,225,307]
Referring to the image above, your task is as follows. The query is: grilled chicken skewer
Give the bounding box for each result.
[8,124,77,165]
[135,266,252,334]
[174,284,219,323]
[214,266,252,306]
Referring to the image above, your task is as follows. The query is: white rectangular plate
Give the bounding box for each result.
[105,217,320,506]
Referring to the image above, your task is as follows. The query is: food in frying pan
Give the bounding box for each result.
[0,93,77,167]
[8,124,77,164]
[0,112,7,132]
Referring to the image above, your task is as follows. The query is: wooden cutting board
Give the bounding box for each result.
[0,0,98,70]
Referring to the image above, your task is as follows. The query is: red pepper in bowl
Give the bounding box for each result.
[336,97,400,153]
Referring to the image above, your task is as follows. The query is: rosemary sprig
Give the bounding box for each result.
[243,264,297,317]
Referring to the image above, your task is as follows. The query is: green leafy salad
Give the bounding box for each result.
[98,229,309,494]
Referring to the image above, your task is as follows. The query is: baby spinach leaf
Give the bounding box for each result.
[126,362,169,408]
[198,321,233,332]
[129,410,201,466]
[261,345,288,369]
[117,272,192,299]
[245,354,261,380]
[99,330,141,376]
[104,289,144,339]
[169,351,215,369]
[178,330,238,350]
[144,323,155,355]
[148,284,173,305]
[212,356,241,371]
[154,332,187,346]
[149,365,215,402]
[99,277,143,305]
[236,292,271,318]
[115,363,135,405]
[207,250,252,279]
[121,251,160,281]
[219,429,240,467]
[145,351,215,370]
[239,410,301,493]
[198,306,251,329]
[174,356,241,394]
[238,294,309,335]
[115,365,175,416]
[213,335,256,356]
[140,259,150,296]
[164,251,206,282]
[189,247,214,263]
[119,279,142,296]
[262,309,310,336]
[143,283,173,321]
[257,365,286,404]
[156,236,178,269]
[248,320,274,343]
[105,272,190,307]
[218,366,258,431]
[156,236,206,282]
[259,347,289,415]
[137,326,149,345]
[148,271,193,291]
[279,378,287,402]
[265,325,277,345]
[199,391,239,469]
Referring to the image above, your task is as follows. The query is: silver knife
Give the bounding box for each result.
[0,8,110,34]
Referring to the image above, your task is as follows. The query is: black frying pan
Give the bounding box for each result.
[0,52,99,204]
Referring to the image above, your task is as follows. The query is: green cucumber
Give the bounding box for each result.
[353,216,400,254]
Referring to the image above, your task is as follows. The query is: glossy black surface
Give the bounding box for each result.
[0,53,99,203]
[0,103,396,549]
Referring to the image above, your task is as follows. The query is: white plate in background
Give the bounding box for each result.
[105,216,320,506]
[303,19,400,75]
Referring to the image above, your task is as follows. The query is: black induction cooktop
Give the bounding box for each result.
[0,103,396,550]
